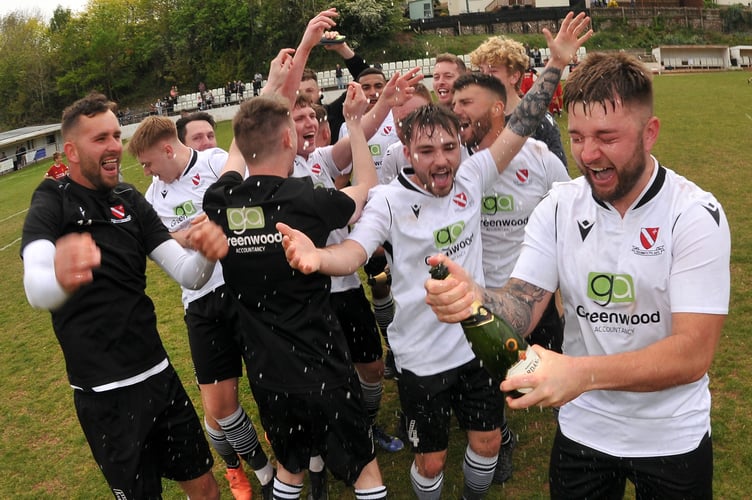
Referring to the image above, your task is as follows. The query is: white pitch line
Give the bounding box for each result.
[0,208,28,223]
[0,237,21,252]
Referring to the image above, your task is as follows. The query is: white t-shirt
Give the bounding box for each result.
[380,141,407,186]
[292,146,360,293]
[480,138,569,287]
[339,111,400,182]
[144,147,227,308]
[348,149,499,376]
[511,158,730,457]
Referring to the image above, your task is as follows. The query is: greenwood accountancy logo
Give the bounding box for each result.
[227,206,265,232]
[433,221,465,248]
[481,193,514,215]
[586,272,635,306]
[173,200,197,217]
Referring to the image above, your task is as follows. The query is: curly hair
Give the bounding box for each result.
[470,37,529,90]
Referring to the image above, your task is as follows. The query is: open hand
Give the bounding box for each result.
[544,11,593,66]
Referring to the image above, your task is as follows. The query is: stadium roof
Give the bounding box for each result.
[0,124,60,149]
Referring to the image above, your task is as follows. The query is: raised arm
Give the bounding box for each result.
[338,83,377,223]
[220,140,247,177]
[331,68,423,169]
[284,9,339,103]
[260,48,295,98]
[488,11,592,173]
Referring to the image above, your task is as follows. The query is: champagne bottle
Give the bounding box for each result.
[429,263,534,394]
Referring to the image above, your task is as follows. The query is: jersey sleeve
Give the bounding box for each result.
[128,188,173,254]
[311,186,356,232]
[669,198,730,314]
[21,180,65,253]
[509,191,560,293]
[204,147,229,179]
[533,115,568,169]
[541,145,571,185]
[347,187,390,258]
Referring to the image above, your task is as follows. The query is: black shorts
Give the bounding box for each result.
[330,287,383,364]
[184,285,243,384]
[252,377,376,486]
[74,364,213,498]
[550,427,713,499]
[397,358,505,453]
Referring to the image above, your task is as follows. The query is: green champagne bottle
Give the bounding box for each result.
[429,263,529,382]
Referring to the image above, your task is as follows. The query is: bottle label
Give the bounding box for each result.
[506,346,540,394]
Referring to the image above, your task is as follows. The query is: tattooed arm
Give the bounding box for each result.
[485,279,553,338]
[488,11,592,174]
[423,253,553,337]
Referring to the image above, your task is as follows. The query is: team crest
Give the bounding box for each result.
[453,192,468,208]
[110,204,125,219]
[311,163,322,175]
[632,227,664,256]
[110,204,132,224]
[514,169,529,185]
[382,125,393,135]
[192,173,201,186]
[640,227,659,249]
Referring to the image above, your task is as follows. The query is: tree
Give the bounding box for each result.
[0,13,56,128]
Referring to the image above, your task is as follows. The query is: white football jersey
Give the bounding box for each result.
[292,146,360,293]
[339,111,400,181]
[480,138,569,287]
[512,158,730,457]
[144,147,227,308]
[349,149,499,376]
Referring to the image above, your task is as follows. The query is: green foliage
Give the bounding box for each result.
[331,0,408,43]
[720,4,752,32]
[1,3,752,128]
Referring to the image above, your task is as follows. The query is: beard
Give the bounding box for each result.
[583,137,648,205]
[460,111,493,150]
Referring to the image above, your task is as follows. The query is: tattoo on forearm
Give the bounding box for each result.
[483,279,549,336]
[507,67,562,137]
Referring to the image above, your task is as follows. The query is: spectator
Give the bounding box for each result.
[335,63,344,89]
[44,152,69,180]
[253,72,263,96]
[224,81,233,106]
[532,46,542,67]
[14,145,27,171]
